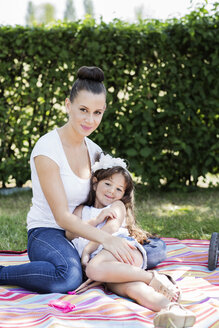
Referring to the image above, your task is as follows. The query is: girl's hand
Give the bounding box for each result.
[81,250,90,268]
[103,235,136,265]
[87,208,117,227]
[81,242,97,268]
[95,208,117,225]
[97,208,117,223]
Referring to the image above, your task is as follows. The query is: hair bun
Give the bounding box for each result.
[77,66,104,82]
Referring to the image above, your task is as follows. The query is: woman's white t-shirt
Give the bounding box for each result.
[26,129,102,231]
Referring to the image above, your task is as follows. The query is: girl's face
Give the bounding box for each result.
[94,173,126,208]
[65,90,106,138]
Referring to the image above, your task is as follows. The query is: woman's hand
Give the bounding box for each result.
[81,234,137,267]
[102,234,136,265]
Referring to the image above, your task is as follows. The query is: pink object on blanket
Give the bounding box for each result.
[48,300,76,312]
[68,290,77,295]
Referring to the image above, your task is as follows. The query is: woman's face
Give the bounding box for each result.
[94,173,126,208]
[66,90,106,137]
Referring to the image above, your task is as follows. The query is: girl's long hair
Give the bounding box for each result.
[85,155,153,244]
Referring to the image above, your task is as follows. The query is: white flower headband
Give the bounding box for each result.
[91,153,127,173]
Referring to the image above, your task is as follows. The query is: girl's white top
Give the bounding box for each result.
[72,205,129,257]
[26,129,101,231]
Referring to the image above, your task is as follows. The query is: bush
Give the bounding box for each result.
[0,4,218,189]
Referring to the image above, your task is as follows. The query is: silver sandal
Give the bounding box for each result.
[153,302,196,328]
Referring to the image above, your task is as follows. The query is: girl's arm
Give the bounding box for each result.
[65,204,115,241]
[81,200,127,267]
[34,155,135,264]
[98,200,126,233]
[83,207,117,227]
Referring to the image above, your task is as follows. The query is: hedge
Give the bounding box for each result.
[0,5,218,189]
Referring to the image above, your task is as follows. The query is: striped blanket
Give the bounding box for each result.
[0,238,218,328]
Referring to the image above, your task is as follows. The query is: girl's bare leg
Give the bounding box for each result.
[107,281,196,328]
[85,250,195,327]
[85,249,180,302]
[86,248,154,284]
[106,281,170,312]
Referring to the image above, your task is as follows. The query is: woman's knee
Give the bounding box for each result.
[47,264,83,293]
[63,259,83,290]
[145,238,167,269]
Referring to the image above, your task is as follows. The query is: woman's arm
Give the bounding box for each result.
[65,205,83,241]
[34,155,135,264]
[65,203,109,241]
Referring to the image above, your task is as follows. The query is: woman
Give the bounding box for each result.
[0,66,165,293]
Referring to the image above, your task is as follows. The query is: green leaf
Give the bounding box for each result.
[126,148,138,157]
[140,147,152,158]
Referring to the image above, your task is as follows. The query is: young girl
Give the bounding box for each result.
[66,153,196,328]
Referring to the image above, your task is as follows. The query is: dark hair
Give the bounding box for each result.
[86,166,134,209]
[85,154,152,244]
[69,66,106,102]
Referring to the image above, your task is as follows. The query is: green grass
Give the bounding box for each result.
[0,191,32,251]
[0,187,219,251]
[135,186,219,240]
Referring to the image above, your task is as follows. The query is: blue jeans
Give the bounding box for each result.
[0,228,83,293]
[144,238,167,269]
[0,229,166,293]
